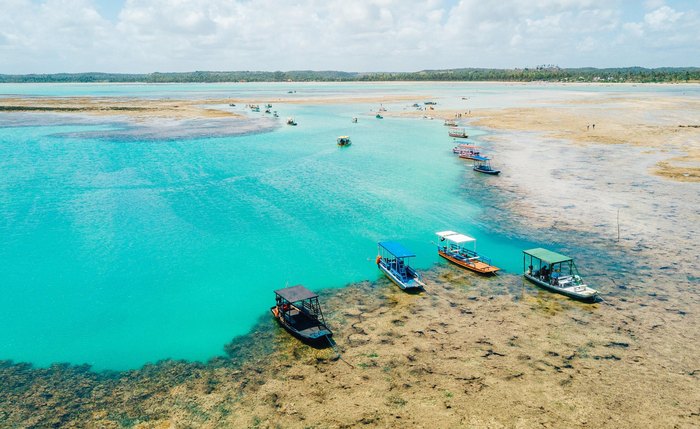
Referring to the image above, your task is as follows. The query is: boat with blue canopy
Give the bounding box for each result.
[376,241,426,291]
[472,156,501,175]
[271,285,333,343]
[523,248,599,302]
[436,231,499,274]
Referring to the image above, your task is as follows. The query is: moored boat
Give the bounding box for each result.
[454,144,482,160]
[337,136,352,147]
[271,285,333,343]
[376,241,426,291]
[444,119,458,126]
[376,113,383,119]
[472,156,500,175]
[286,117,297,126]
[523,248,599,302]
[448,127,468,138]
[436,231,499,274]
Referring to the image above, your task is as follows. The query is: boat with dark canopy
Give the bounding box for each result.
[523,248,599,302]
[271,285,333,343]
[376,241,426,291]
[436,230,500,275]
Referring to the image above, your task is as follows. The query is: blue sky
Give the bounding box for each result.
[2,0,699,73]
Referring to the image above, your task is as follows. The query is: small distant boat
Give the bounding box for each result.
[444,119,458,126]
[229,103,236,107]
[352,117,358,123]
[287,117,297,126]
[424,101,437,105]
[271,285,333,343]
[265,103,272,108]
[472,156,500,175]
[376,114,383,119]
[454,144,482,160]
[376,241,426,291]
[264,109,271,114]
[337,136,352,147]
[523,248,599,302]
[448,127,468,138]
[435,231,499,274]
[273,111,279,117]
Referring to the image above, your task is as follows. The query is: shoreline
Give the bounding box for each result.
[1,88,698,427]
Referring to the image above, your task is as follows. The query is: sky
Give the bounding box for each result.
[0,0,699,74]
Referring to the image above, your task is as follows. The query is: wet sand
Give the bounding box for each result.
[1,87,699,428]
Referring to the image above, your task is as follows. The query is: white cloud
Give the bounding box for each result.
[644,5,683,29]
[0,0,698,73]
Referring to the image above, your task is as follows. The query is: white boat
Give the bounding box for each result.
[523,248,599,302]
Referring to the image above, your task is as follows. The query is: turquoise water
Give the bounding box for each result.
[2,82,686,370]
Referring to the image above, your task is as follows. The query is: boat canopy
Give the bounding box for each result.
[523,248,572,264]
[471,155,490,162]
[274,285,318,303]
[378,241,416,258]
[338,135,349,139]
[436,230,476,244]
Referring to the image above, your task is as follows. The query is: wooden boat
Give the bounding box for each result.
[376,241,426,291]
[286,117,297,126]
[448,127,468,138]
[271,285,333,343]
[435,231,499,274]
[472,156,500,175]
[523,248,599,302]
[337,136,352,147]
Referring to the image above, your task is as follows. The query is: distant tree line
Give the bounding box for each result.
[1,67,699,83]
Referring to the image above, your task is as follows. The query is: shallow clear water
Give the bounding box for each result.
[0,82,687,370]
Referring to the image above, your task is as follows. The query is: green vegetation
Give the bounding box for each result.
[1,67,699,83]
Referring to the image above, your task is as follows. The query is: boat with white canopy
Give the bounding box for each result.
[435,230,500,274]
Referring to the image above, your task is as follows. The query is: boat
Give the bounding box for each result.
[444,119,458,126]
[435,231,499,274]
[454,144,482,160]
[352,117,358,123]
[472,156,500,175]
[337,136,352,147]
[424,101,437,105]
[376,114,383,119]
[264,109,271,114]
[286,117,297,126]
[271,285,333,343]
[448,127,468,138]
[376,241,426,291]
[250,104,260,112]
[265,103,272,108]
[523,248,599,302]
[273,111,279,117]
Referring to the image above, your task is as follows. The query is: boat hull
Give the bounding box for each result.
[438,250,499,274]
[271,307,333,343]
[473,166,500,175]
[378,262,425,291]
[523,274,598,302]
